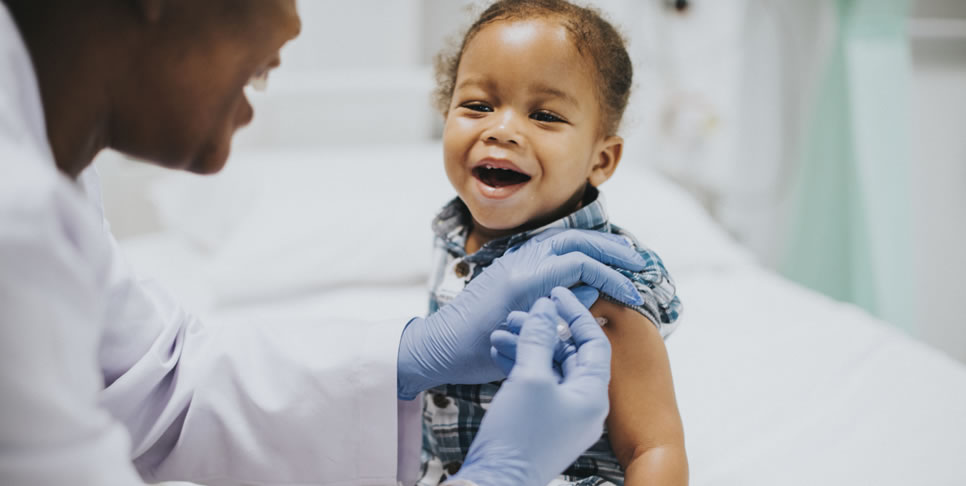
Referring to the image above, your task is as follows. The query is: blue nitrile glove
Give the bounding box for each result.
[489,285,599,380]
[448,288,613,486]
[397,229,642,400]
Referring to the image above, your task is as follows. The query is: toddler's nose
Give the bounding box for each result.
[482,111,522,146]
[486,133,518,145]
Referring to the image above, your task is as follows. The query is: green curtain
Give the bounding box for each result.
[780,0,915,333]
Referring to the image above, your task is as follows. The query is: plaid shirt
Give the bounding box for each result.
[419,188,682,486]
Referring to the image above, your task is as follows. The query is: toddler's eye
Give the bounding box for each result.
[531,111,564,123]
[248,69,270,92]
[462,102,493,113]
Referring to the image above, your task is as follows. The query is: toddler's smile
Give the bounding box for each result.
[471,158,532,199]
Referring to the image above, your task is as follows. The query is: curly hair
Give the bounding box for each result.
[434,0,633,136]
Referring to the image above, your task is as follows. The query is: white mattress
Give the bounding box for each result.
[668,265,966,485]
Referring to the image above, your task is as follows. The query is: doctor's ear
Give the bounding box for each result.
[588,136,623,187]
[133,0,164,22]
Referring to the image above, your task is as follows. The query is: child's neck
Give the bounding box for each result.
[464,184,590,255]
[465,226,514,254]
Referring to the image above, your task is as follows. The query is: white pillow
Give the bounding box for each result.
[149,143,454,305]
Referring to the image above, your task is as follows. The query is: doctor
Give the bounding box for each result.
[0,1,648,485]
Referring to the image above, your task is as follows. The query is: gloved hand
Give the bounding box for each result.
[397,229,642,399]
[448,287,613,486]
[489,285,599,380]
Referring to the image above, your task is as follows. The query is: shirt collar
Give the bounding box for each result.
[431,185,611,265]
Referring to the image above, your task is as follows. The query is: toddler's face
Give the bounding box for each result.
[442,18,622,236]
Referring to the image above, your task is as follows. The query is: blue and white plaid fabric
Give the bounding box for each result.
[419,187,682,486]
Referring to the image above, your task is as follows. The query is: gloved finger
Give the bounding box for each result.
[562,337,610,393]
[570,285,600,309]
[528,227,629,247]
[539,300,580,367]
[490,346,515,377]
[551,361,566,383]
[548,252,644,307]
[552,286,599,326]
[524,227,566,243]
[505,227,566,254]
[551,287,612,388]
[490,329,518,363]
[543,230,645,271]
[552,287,610,349]
[491,343,564,381]
[554,340,577,369]
[560,350,578,378]
[500,347,564,382]
[496,315,574,372]
[504,311,529,335]
[510,298,562,379]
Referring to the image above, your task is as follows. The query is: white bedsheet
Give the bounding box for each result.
[669,265,966,485]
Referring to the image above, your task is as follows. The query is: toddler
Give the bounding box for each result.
[420,1,687,485]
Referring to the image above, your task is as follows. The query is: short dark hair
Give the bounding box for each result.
[434,0,633,136]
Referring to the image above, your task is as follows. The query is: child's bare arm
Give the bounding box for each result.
[589,299,688,486]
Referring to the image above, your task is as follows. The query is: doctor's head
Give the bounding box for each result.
[4,0,300,176]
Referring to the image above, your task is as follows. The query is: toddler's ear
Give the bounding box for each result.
[588,136,623,187]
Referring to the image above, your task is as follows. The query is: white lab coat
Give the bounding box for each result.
[0,6,420,485]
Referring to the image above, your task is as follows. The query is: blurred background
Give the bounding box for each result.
[95,0,965,362]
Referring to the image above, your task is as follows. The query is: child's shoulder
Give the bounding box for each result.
[600,222,682,331]
[606,223,667,271]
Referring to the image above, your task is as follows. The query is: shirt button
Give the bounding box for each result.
[446,461,462,475]
[454,260,470,278]
[432,394,451,408]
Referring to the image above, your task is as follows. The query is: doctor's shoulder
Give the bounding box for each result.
[1,153,114,286]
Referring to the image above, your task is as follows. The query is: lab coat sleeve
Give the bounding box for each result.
[112,288,413,486]
[112,289,415,485]
[90,224,417,480]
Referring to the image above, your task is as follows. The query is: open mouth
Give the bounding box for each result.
[472,165,532,188]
